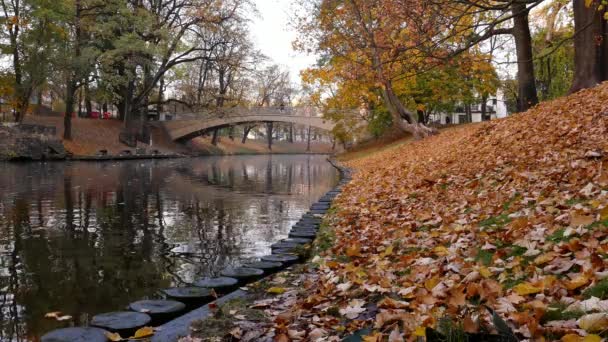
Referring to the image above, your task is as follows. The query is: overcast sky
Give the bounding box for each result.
[250,0,317,86]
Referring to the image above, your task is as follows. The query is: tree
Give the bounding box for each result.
[570,0,608,93]
[0,0,55,122]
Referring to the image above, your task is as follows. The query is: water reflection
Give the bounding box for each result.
[0,155,338,341]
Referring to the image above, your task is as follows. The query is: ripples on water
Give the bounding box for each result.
[0,155,339,340]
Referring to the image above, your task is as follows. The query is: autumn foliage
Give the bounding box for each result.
[282,82,608,340]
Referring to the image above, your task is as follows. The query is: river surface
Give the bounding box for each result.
[0,155,339,341]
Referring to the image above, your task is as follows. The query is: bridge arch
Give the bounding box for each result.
[161,109,335,141]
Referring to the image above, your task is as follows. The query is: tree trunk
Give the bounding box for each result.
[288,124,294,143]
[481,94,488,121]
[511,2,539,111]
[242,125,253,143]
[570,0,608,93]
[306,125,311,152]
[211,128,219,146]
[85,82,92,118]
[380,81,437,139]
[157,75,165,114]
[228,126,234,141]
[266,122,273,150]
[64,80,76,140]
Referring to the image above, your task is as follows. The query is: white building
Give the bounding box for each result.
[430,89,508,125]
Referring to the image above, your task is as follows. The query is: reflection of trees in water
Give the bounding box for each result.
[0,156,339,340]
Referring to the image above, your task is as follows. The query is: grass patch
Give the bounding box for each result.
[475,248,494,266]
[541,303,585,323]
[546,228,576,243]
[583,279,608,299]
[478,214,512,230]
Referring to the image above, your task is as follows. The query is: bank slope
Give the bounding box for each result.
[283,83,608,340]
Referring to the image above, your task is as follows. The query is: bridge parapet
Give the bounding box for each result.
[166,106,320,121]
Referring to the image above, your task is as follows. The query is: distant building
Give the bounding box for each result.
[429,89,508,125]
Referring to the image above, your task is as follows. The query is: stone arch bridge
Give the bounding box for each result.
[161,107,337,141]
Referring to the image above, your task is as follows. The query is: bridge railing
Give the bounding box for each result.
[166,106,321,121]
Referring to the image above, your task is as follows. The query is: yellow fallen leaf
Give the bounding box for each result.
[513,283,542,295]
[534,252,556,265]
[578,313,608,332]
[382,244,394,257]
[600,206,608,220]
[562,334,583,342]
[424,276,440,291]
[413,326,426,337]
[565,274,590,290]
[105,332,122,342]
[131,326,154,339]
[479,266,492,278]
[584,335,603,342]
[433,246,448,256]
[267,287,286,295]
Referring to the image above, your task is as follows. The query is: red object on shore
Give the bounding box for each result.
[91,111,100,119]
[103,112,112,119]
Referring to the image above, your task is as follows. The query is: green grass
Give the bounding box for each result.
[478,214,512,230]
[583,279,608,299]
[475,248,494,266]
[541,302,585,323]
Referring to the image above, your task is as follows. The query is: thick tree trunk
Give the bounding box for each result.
[64,81,76,140]
[266,122,273,150]
[511,2,539,111]
[380,81,437,139]
[570,0,608,93]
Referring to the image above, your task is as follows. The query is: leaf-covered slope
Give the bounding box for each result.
[296,83,608,340]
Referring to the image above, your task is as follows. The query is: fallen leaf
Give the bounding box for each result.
[578,313,608,332]
[105,332,122,342]
[565,274,590,290]
[267,287,287,295]
[513,282,542,295]
[131,326,154,339]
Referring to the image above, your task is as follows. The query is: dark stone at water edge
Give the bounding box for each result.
[289,230,316,239]
[129,300,186,324]
[220,267,264,282]
[41,327,109,342]
[193,276,239,292]
[91,311,151,336]
[243,261,284,273]
[281,237,312,244]
[271,241,302,250]
[261,254,299,264]
[293,222,319,230]
[311,203,330,210]
[272,248,299,256]
[163,287,214,304]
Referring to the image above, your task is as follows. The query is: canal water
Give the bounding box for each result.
[0,155,339,341]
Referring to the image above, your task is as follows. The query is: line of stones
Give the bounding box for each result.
[41,162,353,342]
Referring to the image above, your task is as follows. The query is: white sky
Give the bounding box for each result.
[250,0,317,86]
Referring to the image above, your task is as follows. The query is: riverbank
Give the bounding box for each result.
[182,82,608,341]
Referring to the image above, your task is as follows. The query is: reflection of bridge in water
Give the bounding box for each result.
[161,107,338,141]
